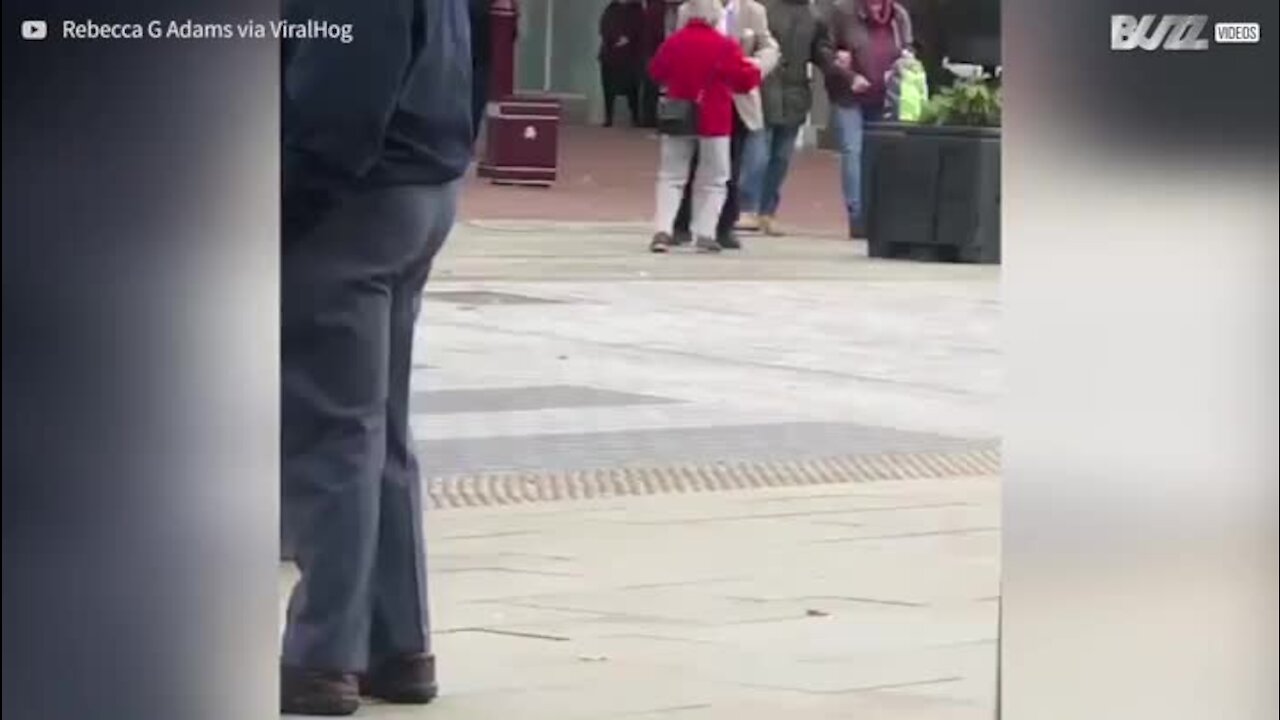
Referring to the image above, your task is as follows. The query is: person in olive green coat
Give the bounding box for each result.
[740,0,833,235]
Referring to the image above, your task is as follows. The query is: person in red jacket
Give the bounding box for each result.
[647,0,762,253]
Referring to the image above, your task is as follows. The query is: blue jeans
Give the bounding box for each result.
[756,124,803,217]
[832,103,880,223]
[738,129,768,214]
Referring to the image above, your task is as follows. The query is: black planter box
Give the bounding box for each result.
[862,122,1000,264]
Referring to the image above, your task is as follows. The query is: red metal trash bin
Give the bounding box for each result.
[478,95,561,187]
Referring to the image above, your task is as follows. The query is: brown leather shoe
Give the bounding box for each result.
[760,216,785,237]
[360,653,439,704]
[281,667,360,716]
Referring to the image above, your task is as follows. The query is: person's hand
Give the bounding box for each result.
[851,73,871,93]
[616,36,629,47]
[835,50,852,70]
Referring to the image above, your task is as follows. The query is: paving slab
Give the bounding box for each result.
[281,220,1001,718]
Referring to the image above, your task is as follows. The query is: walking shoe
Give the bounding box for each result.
[760,216,785,237]
[671,230,693,246]
[281,667,360,716]
[649,232,673,253]
[848,217,866,240]
[716,233,743,250]
[360,653,439,705]
[735,212,761,232]
[694,235,723,253]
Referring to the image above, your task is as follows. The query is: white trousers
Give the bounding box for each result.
[654,135,732,239]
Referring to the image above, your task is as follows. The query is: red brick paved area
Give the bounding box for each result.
[460,125,848,237]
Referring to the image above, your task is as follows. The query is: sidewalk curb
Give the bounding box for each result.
[426,447,1000,510]
[461,219,849,241]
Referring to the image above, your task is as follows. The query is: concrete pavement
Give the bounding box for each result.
[281,222,1002,718]
[458,127,850,237]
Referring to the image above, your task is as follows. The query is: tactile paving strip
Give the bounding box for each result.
[425,447,1000,509]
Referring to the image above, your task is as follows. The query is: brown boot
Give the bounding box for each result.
[848,216,866,240]
[360,653,439,705]
[281,667,360,716]
[760,216,785,237]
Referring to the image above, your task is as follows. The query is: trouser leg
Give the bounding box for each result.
[655,136,696,234]
[691,136,732,239]
[281,184,458,673]
[367,184,457,665]
[833,104,866,225]
[601,65,618,126]
[759,123,801,217]
[639,77,659,127]
[737,127,768,215]
[716,112,748,238]
[624,70,641,126]
[673,147,698,234]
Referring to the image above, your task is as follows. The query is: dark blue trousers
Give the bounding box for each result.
[281,182,457,672]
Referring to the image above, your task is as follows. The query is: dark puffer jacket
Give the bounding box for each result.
[760,0,832,128]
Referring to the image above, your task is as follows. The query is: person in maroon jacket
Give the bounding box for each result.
[822,0,912,238]
[636,0,669,127]
[647,0,762,253]
[598,0,647,127]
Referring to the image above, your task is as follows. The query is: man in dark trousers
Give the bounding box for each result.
[598,0,646,127]
[636,0,669,127]
[279,0,473,715]
[670,0,779,250]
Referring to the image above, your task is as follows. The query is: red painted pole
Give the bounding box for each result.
[479,0,560,187]
[488,0,519,102]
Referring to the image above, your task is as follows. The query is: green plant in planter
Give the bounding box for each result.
[918,78,1001,128]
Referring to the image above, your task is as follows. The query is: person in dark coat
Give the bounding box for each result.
[742,0,832,235]
[822,0,912,238]
[669,0,780,250]
[636,0,670,127]
[598,0,646,127]
[279,0,473,715]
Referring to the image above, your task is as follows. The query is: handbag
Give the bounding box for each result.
[656,45,727,137]
[657,94,700,137]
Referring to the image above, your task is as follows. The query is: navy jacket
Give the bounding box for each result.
[282,0,473,229]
